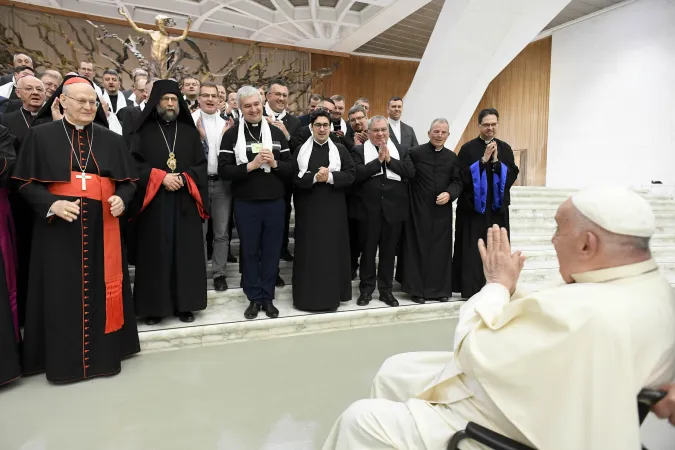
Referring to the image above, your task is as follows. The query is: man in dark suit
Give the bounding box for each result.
[0,53,33,86]
[263,79,302,266]
[350,116,415,307]
[297,94,323,126]
[387,96,418,148]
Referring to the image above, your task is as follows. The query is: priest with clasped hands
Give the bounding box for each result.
[323,186,675,450]
[13,77,140,383]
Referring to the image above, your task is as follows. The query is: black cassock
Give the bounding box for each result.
[13,120,140,383]
[0,108,35,327]
[0,124,19,387]
[292,140,355,311]
[131,119,209,317]
[398,143,462,299]
[452,137,519,298]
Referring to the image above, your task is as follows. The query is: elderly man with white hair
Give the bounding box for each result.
[219,85,294,320]
[12,76,140,383]
[323,187,675,450]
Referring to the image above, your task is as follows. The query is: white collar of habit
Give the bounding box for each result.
[264,102,287,121]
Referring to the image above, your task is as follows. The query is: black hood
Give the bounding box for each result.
[134,79,195,132]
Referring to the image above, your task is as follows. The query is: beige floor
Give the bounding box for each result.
[1,319,673,450]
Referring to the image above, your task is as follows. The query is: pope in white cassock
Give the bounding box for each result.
[323,186,675,450]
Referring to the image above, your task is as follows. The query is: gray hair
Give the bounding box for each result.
[348,105,366,117]
[14,53,32,64]
[429,118,449,131]
[368,115,388,129]
[237,85,262,108]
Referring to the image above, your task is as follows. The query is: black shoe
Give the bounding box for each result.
[214,276,228,292]
[262,302,279,318]
[145,316,162,326]
[227,252,238,263]
[357,293,372,306]
[276,275,286,287]
[351,268,358,281]
[280,248,294,262]
[179,312,194,323]
[380,292,399,307]
[411,296,425,304]
[438,297,450,303]
[244,302,261,320]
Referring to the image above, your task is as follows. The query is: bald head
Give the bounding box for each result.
[16,76,45,112]
[553,197,652,283]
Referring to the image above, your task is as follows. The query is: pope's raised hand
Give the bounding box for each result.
[477,224,525,295]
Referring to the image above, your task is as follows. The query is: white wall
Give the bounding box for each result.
[546,0,675,188]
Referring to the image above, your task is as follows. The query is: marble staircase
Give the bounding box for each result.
[135,186,675,353]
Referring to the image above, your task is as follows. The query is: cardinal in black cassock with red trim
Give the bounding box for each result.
[130,80,209,325]
[0,124,20,387]
[452,108,519,299]
[12,77,140,383]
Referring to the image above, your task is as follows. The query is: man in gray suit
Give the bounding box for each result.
[387,96,418,148]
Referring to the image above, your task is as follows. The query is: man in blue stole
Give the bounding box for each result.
[452,108,519,298]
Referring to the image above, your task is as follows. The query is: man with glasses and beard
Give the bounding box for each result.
[344,105,368,151]
[452,108,519,299]
[131,80,209,326]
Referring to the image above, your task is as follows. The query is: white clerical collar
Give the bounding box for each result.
[313,138,329,146]
[65,117,86,130]
[22,107,37,117]
[481,136,493,144]
[433,146,443,152]
[388,117,400,125]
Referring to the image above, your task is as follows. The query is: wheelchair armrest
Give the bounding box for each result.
[638,388,667,406]
[464,422,536,450]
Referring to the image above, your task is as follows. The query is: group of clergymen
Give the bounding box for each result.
[0,53,517,385]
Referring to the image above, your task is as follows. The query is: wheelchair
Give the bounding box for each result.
[448,388,667,450]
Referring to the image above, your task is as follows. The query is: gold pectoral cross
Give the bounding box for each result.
[77,172,92,190]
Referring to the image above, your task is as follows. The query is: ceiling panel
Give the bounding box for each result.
[354,0,627,59]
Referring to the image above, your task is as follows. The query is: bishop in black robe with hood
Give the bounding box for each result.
[452,129,519,299]
[12,77,140,383]
[130,80,209,324]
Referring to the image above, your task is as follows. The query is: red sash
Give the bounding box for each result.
[48,172,124,334]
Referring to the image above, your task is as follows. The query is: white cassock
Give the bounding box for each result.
[323,259,675,450]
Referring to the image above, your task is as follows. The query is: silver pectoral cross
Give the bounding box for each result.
[77,172,92,191]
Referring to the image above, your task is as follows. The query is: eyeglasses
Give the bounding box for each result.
[312,123,331,129]
[200,93,218,99]
[270,92,288,99]
[161,96,178,103]
[64,94,99,108]
[349,116,365,122]
[18,86,45,94]
[480,122,498,128]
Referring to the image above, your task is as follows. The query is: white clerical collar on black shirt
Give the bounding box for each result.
[313,138,330,146]
[64,117,86,130]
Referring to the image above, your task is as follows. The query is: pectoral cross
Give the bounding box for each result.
[77,172,92,191]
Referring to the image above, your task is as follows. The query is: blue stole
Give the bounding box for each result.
[470,160,508,214]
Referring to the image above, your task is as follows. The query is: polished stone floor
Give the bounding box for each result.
[2,320,673,450]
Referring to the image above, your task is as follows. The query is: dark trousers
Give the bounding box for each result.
[358,215,403,295]
[349,217,361,272]
[281,187,293,254]
[234,198,285,303]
